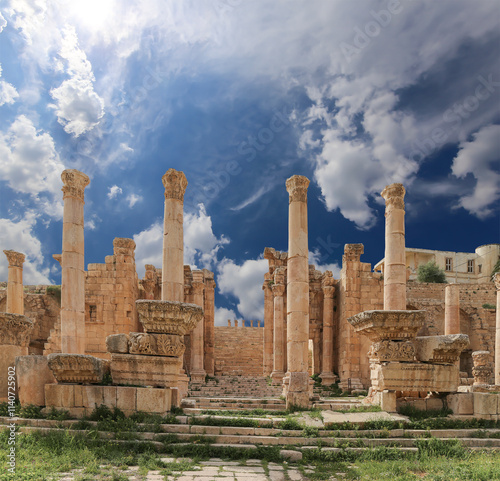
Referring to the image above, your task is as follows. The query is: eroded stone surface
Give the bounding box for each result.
[415,334,470,364]
[47,353,110,384]
[106,333,129,353]
[129,332,185,357]
[0,312,33,347]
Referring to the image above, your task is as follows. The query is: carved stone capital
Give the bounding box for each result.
[61,169,90,202]
[368,340,416,362]
[343,244,364,262]
[272,283,285,297]
[204,279,216,290]
[274,266,286,285]
[47,353,110,384]
[322,286,335,298]
[191,281,205,295]
[113,238,136,251]
[162,168,188,201]
[472,350,491,367]
[0,313,33,347]
[494,272,500,291]
[3,250,25,268]
[381,183,405,210]
[286,175,310,203]
[129,332,186,357]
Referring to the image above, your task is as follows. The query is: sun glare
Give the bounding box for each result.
[66,0,116,31]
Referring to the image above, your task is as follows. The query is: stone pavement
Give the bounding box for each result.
[57,457,344,480]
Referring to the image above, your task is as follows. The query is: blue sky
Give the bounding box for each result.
[0,0,499,325]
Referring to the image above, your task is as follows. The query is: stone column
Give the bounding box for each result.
[3,250,25,315]
[380,183,406,311]
[262,277,274,376]
[285,175,310,408]
[161,169,188,302]
[190,275,206,382]
[60,169,90,354]
[271,268,286,383]
[495,273,500,385]
[445,283,460,335]
[320,275,336,385]
[203,277,216,376]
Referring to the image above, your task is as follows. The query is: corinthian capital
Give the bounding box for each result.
[61,169,90,202]
[162,169,188,201]
[381,183,405,210]
[286,175,310,203]
[3,250,25,268]
[272,283,285,297]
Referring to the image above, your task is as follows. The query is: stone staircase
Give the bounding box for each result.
[3,414,500,456]
[188,375,283,399]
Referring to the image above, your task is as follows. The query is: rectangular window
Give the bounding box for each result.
[467,260,474,273]
[89,305,97,322]
[478,264,482,274]
[445,258,452,271]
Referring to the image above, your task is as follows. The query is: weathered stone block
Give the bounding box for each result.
[103,386,117,408]
[447,393,474,415]
[116,386,137,412]
[128,332,185,357]
[380,390,396,412]
[47,354,110,384]
[44,384,60,407]
[474,393,499,416]
[136,387,171,413]
[82,385,104,409]
[15,355,56,406]
[106,334,129,354]
[415,335,469,364]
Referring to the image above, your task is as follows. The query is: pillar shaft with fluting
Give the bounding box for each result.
[3,250,25,315]
[445,284,460,335]
[381,183,406,311]
[271,283,285,382]
[190,279,206,382]
[161,169,188,302]
[203,278,216,376]
[495,273,500,385]
[285,175,310,408]
[320,280,335,385]
[60,169,90,354]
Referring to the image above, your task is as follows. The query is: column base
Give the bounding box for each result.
[190,370,206,384]
[271,370,285,385]
[319,372,338,386]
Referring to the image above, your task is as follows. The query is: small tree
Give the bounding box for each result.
[417,261,447,283]
[491,258,500,281]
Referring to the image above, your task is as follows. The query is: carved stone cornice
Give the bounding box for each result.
[162,169,188,201]
[47,353,110,384]
[322,286,335,298]
[368,340,416,363]
[61,169,90,202]
[286,175,310,203]
[52,254,62,266]
[0,313,33,347]
[415,334,470,364]
[494,273,500,291]
[272,284,285,297]
[129,332,185,357]
[381,183,405,210]
[3,250,25,268]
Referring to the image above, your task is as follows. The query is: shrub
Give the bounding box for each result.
[46,285,62,304]
[20,404,43,419]
[417,261,447,283]
[483,303,496,309]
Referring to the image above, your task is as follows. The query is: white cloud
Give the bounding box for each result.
[0,115,64,219]
[0,212,51,284]
[451,124,500,218]
[0,63,19,106]
[126,193,142,208]
[184,204,229,269]
[107,185,123,199]
[0,12,6,33]
[49,25,104,137]
[133,221,163,278]
[230,184,273,211]
[214,306,237,327]
[217,257,267,321]
[309,250,341,279]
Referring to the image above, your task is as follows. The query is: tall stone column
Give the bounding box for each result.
[495,273,500,386]
[381,183,406,311]
[262,277,274,376]
[190,275,206,382]
[161,169,188,302]
[284,175,310,408]
[60,169,90,354]
[204,277,216,376]
[271,267,286,383]
[445,284,460,335]
[3,250,25,315]
[320,275,336,385]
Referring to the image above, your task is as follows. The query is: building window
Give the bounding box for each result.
[445,258,452,271]
[467,260,474,273]
[89,305,97,322]
[478,264,482,274]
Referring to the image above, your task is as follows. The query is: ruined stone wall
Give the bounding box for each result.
[0,284,60,355]
[214,325,264,376]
